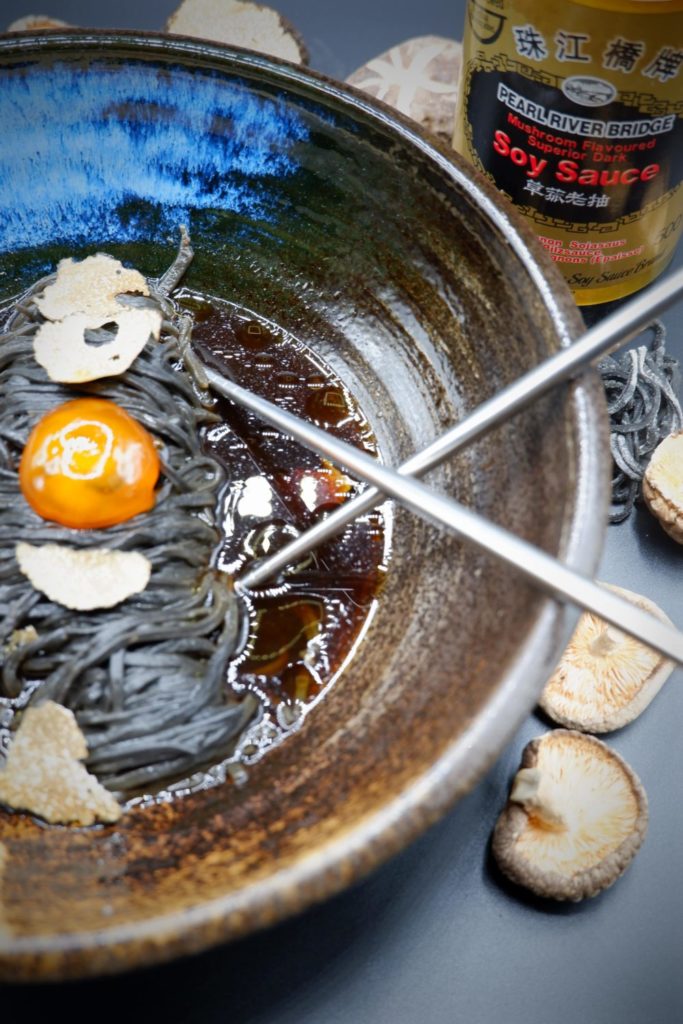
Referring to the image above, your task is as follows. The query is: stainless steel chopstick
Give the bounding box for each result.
[238,265,683,590]
[206,367,683,664]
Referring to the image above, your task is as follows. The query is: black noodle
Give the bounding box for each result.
[0,239,259,796]
[599,321,682,523]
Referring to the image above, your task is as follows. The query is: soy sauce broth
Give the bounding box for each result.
[185,293,391,760]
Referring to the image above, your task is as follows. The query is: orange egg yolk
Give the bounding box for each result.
[19,397,160,529]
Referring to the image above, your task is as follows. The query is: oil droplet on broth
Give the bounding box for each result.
[276,370,300,389]
[235,318,280,352]
[306,384,352,427]
[183,292,390,726]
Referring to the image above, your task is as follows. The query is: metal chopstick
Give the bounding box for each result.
[205,364,683,665]
[237,265,683,590]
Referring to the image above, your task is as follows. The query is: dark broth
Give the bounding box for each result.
[185,293,390,761]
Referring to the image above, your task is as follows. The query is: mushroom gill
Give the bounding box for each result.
[492,731,648,901]
[539,585,674,732]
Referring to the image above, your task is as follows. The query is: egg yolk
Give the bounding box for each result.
[19,397,160,529]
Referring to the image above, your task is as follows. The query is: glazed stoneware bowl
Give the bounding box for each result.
[0,31,608,980]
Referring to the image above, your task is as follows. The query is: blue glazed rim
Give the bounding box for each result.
[0,30,609,977]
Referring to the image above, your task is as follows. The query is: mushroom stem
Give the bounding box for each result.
[510,768,568,832]
[589,626,619,658]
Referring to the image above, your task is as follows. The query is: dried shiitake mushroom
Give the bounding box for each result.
[492,731,648,901]
[642,430,683,544]
[539,584,674,732]
[347,35,461,141]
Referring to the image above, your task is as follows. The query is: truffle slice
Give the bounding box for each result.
[32,254,162,383]
[539,584,674,732]
[346,36,462,140]
[33,308,162,384]
[0,702,121,826]
[6,14,71,30]
[35,254,150,322]
[2,625,38,655]
[492,731,648,901]
[16,542,151,611]
[642,430,683,543]
[166,0,308,64]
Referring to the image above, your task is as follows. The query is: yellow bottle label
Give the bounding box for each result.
[454,0,683,303]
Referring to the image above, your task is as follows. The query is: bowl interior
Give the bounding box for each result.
[0,33,607,980]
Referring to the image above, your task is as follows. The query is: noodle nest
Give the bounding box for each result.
[0,245,259,796]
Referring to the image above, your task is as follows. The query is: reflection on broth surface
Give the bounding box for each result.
[188,294,390,756]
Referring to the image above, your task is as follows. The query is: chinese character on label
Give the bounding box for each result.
[555,31,591,62]
[587,194,610,208]
[522,183,611,209]
[642,48,683,82]
[602,37,645,73]
[564,192,587,207]
[512,24,548,61]
[454,0,683,303]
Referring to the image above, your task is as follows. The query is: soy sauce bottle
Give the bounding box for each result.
[453,0,683,305]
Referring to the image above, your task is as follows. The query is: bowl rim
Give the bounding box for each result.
[0,29,610,979]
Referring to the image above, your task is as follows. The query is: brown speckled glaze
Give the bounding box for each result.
[0,32,609,980]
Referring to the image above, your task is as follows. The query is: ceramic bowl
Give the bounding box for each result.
[0,31,608,980]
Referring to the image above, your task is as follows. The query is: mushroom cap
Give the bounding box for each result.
[346,36,462,141]
[642,430,683,543]
[492,730,648,901]
[166,0,308,65]
[539,584,674,732]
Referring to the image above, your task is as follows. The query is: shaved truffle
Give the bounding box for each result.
[166,0,308,65]
[32,254,161,383]
[346,36,461,140]
[6,14,71,31]
[493,731,648,901]
[33,308,162,384]
[36,254,150,322]
[16,542,151,610]
[0,702,121,826]
[2,625,38,655]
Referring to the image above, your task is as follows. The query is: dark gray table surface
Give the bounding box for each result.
[2,1,682,1021]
